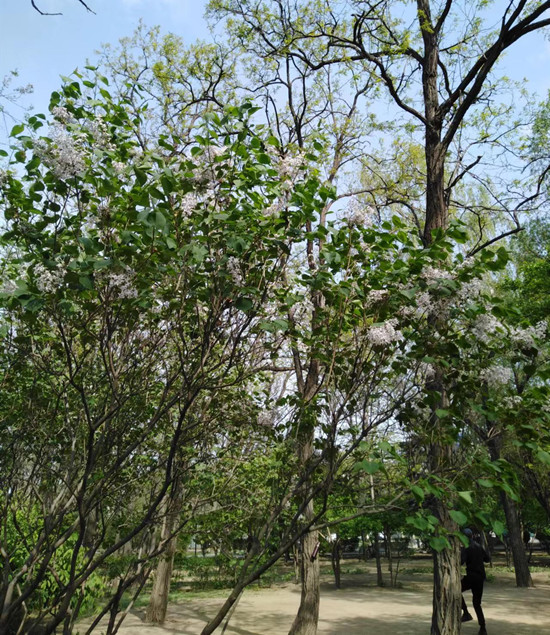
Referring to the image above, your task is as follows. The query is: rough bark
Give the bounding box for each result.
[500,493,533,587]
[288,425,320,635]
[430,518,462,635]
[145,478,184,624]
[288,519,320,635]
[488,438,533,587]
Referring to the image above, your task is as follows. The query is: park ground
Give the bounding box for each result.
[83,556,550,635]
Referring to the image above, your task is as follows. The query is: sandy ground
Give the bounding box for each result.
[81,568,550,635]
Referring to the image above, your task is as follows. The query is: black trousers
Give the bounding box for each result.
[461,573,485,627]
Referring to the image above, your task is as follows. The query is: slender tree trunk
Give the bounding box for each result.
[487,438,532,587]
[288,514,320,635]
[288,418,320,635]
[373,532,384,587]
[370,477,384,587]
[145,477,184,624]
[331,537,341,589]
[384,526,393,587]
[500,493,533,587]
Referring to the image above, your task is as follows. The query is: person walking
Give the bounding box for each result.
[461,528,491,634]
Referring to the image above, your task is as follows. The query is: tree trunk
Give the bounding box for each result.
[384,526,393,587]
[487,438,532,587]
[430,523,462,635]
[331,537,341,589]
[500,493,533,587]
[288,418,320,635]
[288,500,320,635]
[373,532,384,587]
[145,478,184,624]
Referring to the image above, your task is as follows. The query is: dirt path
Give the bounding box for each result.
[82,570,550,635]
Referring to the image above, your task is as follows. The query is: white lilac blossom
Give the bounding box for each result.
[51,106,72,124]
[34,263,65,293]
[367,318,403,346]
[180,193,199,218]
[345,197,375,227]
[226,257,244,286]
[480,365,513,388]
[510,321,548,349]
[422,265,453,283]
[276,152,305,180]
[366,289,389,306]
[418,362,436,380]
[34,126,86,179]
[102,270,138,299]
[471,313,503,344]
[257,411,274,427]
[112,161,125,175]
[502,396,522,409]
[265,200,283,217]
[456,277,485,301]
[0,279,17,295]
[87,117,115,152]
[414,291,433,316]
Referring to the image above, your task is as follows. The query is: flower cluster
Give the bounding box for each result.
[366,289,389,306]
[34,263,65,294]
[180,193,199,218]
[480,365,513,388]
[99,269,138,300]
[226,257,244,286]
[471,312,503,344]
[418,361,436,380]
[257,411,274,427]
[344,197,375,227]
[367,318,403,347]
[34,125,86,180]
[87,117,115,152]
[510,321,547,349]
[422,265,453,284]
[51,106,72,124]
[502,395,522,409]
[275,152,305,180]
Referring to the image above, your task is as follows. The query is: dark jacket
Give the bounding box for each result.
[461,539,490,579]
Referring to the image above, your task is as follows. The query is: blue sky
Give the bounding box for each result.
[1,0,550,139]
[1,0,211,137]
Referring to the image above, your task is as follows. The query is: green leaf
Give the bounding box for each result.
[10,124,25,137]
[354,460,382,475]
[458,491,473,504]
[536,450,550,466]
[235,297,253,312]
[449,510,468,526]
[477,478,494,488]
[79,276,94,290]
[411,485,425,501]
[435,408,450,418]
[492,520,506,537]
[154,211,166,229]
[430,536,449,552]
